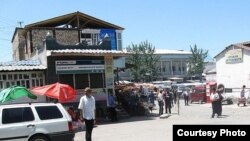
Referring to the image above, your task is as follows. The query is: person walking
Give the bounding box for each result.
[217,84,224,116]
[157,90,164,116]
[241,85,246,98]
[78,87,96,141]
[147,90,155,113]
[107,91,117,122]
[183,89,190,106]
[210,87,223,118]
[238,85,247,106]
[210,87,219,118]
[163,89,172,114]
[129,89,139,116]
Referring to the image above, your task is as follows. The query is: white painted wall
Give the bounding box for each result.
[216,46,250,89]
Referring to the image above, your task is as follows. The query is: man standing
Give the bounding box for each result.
[163,89,172,114]
[183,89,189,106]
[78,87,96,141]
[107,90,117,122]
[210,87,219,118]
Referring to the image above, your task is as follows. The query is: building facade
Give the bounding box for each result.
[4,11,127,117]
[119,49,192,81]
[156,49,192,80]
[215,42,250,89]
[12,11,124,61]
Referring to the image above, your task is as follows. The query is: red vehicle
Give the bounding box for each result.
[190,85,206,104]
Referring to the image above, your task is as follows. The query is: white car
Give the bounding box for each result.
[0,102,75,141]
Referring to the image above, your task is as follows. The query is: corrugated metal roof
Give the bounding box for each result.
[214,41,250,58]
[48,49,128,56]
[0,60,46,71]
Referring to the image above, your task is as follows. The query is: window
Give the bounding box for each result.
[8,74,12,80]
[90,73,104,88]
[19,74,23,79]
[31,73,37,78]
[75,74,89,89]
[172,66,176,72]
[0,81,3,89]
[162,67,166,72]
[23,74,29,79]
[81,29,100,45]
[58,74,74,88]
[116,31,122,50]
[26,80,30,88]
[6,82,10,87]
[35,106,63,120]
[14,74,18,80]
[40,79,44,86]
[2,107,34,124]
[2,75,6,80]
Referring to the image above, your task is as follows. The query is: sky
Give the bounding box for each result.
[1,0,250,62]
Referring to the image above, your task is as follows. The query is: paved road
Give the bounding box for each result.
[74,100,250,141]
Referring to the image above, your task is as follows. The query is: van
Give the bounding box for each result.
[190,85,206,104]
[0,102,75,141]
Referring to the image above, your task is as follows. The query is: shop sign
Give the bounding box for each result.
[225,49,243,64]
[55,60,104,74]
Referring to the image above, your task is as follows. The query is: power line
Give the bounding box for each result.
[0,25,16,29]
[0,37,11,41]
[0,16,17,24]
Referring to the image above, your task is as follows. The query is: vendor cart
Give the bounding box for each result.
[237,97,246,106]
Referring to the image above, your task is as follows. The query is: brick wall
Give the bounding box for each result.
[12,32,19,61]
[55,29,79,45]
[25,28,80,59]
[12,29,26,61]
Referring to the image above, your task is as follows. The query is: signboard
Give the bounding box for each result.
[105,56,114,88]
[113,57,125,68]
[225,49,243,64]
[100,29,117,50]
[55,60,104,74]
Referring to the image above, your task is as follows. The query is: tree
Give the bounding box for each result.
[188,44,208,80]
[126,41,160,82]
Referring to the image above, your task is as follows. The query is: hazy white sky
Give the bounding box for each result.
[1,0,250,62]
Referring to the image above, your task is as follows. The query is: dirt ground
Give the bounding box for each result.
[74,99,250,141]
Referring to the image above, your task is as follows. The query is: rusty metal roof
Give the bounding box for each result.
[0,60,46,71]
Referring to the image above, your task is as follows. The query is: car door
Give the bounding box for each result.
[0,107,35,141]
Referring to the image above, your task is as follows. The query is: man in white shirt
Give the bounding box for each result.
[78,87,96,141]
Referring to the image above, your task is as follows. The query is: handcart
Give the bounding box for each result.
[237,97,246,106]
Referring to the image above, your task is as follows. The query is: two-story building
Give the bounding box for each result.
[119,49,192,82]
[1,11,127,116]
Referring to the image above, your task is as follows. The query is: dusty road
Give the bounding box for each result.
[74,100,250,141]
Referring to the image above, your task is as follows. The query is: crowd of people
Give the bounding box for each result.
[157,88,178,116]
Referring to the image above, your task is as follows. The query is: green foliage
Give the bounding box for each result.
[126,41,160,82]
[188,44,208,77]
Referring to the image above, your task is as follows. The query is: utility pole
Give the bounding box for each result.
[17,21,23,28]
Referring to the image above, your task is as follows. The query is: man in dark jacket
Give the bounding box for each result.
[163,89,172,114]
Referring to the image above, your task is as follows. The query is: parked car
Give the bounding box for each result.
[0,102,75,141]
[221,93,233,105]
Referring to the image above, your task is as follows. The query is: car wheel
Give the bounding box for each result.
[29,135,49,141]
